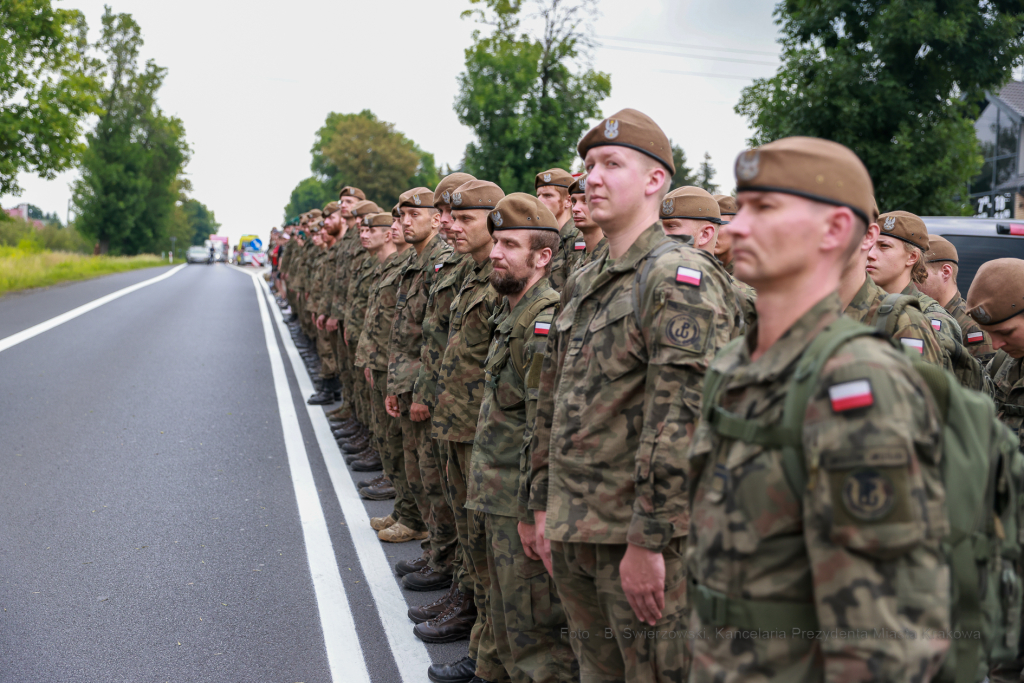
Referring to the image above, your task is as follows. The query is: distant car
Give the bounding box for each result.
[921,217,1024,294]
[216,252,226,263]
[187,246,211,264]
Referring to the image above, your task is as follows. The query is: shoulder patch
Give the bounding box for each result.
[675,266,702,287]
[930,319,942,332]
[841,468,896,521]
[534,321,551,336]
[574,240,586,251]
[435,263,443,272]
[828,379,873,412]
[967,331,984,344]
[900,338,924,354]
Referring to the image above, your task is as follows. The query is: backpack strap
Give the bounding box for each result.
[508,290,560,379]
[632,239,682,329]
[875,292,922,338]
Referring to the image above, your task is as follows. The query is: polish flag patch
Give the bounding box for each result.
[534,322,551,336]
[828,379,874,412]
[967,331,985,344]
[676,267,702,286]
[574,240,587,251]
[435,263,443,272]
[931,319,942,332]
[901,338,924,354]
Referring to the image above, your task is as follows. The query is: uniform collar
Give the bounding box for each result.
[945,291,964,315]
[497,277,553,335]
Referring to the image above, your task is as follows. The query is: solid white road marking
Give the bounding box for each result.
[0,264,187,354]
[253,272,434,683]
[249,275,371,683]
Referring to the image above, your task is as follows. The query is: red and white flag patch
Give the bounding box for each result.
[901,338,924,354]
[967,331,985,344]
[534,321,551,336]
[931,319,942,332]
[435,263,443,272]
[676,266,702,286]
[574,240,586,251]
[828,379,874,412]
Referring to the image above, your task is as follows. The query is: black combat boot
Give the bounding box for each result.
[307,377,340,405]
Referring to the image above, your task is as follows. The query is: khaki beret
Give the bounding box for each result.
[713,194,738,216]
[392,203,400,218]
[926,235,958,264]
[967,258,1024,325]
[568,173,587,195]
[877,210,928,251]
[400,187,435,209]
[535,168,574,190]
[366,213,393,228]
[351,200,382,219]
[577,108,675,174]
[434,172,476,207]
[323,201,340,217]
[339,186,366,200]
[488,193,560,234]
[450,179,505,211]
[661,186,721,223]
[734,136,873,224]
[870,198,880,225]
[308,209,323,220]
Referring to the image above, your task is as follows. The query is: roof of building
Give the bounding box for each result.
[993,81,1024,119]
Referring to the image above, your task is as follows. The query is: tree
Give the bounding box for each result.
[72,9,190,255]
[0,0,102,197]
[670,143,698,189]
[283,176,333,221]
[696,152,718,194]
[310,110,437,208]
[455,0,611,193]
[737,0,1024,216]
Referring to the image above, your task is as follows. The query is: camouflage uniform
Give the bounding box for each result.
[431,256,504,682]
[843,275,945,366]
[467,279,576,683]
[573,238,608,272]
[343,243,375,426]
[686,292,950,683]
[945,291,997,365]
[548,219,584,291]
[331,228,368,421]
[279,240,297,311]
[311,243,340,380]
[528,224,742,682]
[902,282,987,391]
[388,234,457,574]
[355,249,423,533]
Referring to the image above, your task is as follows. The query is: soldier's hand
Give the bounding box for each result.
[533,511,553,575]
[518,522,541,562]
[326,317,339,332]
[316,315,326,330]
[620,543,665,626]
[343,328,349,345]
[409,402,431,422]
[385,395,400,418]
[365,368,373,387]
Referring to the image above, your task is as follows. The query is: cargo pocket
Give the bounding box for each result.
[515,555,551,630]
[589,295,642,381]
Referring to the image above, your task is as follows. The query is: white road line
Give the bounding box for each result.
[254,273,434,683]
[0,264,187,354]
[248,275,371,683]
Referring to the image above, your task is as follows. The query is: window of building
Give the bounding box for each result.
[971,102,1019,218]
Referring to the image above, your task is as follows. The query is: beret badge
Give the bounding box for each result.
[661,199,673,216]
[604,119,619,140]
[736,150,760,182]
[883,216,896,231]
[441,190,451,204]
[543,173,551,183]
[492,210,503,228]
[413,194,421,206]
[453,192,462,207]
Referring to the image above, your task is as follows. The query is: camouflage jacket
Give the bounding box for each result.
[467,279,558,520]
[354,249,413,371]
[307,249,328,304]
[330,228,364,322]
[574,237,608,272]
[946,291,996,365]
[989,352,1024,452]
[344,250,378,352]
[290,242,312,291]
[528,223,741,550]
[903,283,985,391]
[843,276,945,366]
[548,219,584,291]
[412,251,471,410]
[315,242,343,316]
[431,257,500,442]
[279,241,295,277]
[686,292,949,683]
[387,234,452,397]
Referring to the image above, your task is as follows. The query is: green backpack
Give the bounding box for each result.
[701,316,1024,683]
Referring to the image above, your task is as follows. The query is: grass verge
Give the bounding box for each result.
[0,246,167,295]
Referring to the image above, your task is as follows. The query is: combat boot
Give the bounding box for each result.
[358,479,395,500]
[413,590,475,643]
[344,447,374,465]
[426,655,476,683]
[402,565,452,592]
[350,452,383,473]
[395,553,429,578]
[370,514,396,532]
[307,377,340,405]
[339,432,370,454]
[408,583,458,623]
[378,523,428,543]
[332,422,363,439]
[357,474,388,490]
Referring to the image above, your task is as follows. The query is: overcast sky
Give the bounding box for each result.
[11,0,781,247]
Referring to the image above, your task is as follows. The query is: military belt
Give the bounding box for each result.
[998,403,1024,418]
[692,581,817,632]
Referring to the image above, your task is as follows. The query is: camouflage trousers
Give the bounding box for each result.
[486,513,578,683]
[441,439,505,682]
[434,439,466,588]
[286,288,297,314]
[550,539,689,683]
[397,394,456,575]
[370,371,423,532]
[333,332,356,421]
[315,325,338,380]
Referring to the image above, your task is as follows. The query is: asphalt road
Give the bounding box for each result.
[0,263,465,683]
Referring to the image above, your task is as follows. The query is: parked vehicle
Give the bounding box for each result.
[921,217,1024,293]
[187,245,211,264]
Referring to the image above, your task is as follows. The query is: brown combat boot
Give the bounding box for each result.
[412,589,476,643]
[407,583,459,624]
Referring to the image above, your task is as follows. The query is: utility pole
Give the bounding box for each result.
[169,236,176,263]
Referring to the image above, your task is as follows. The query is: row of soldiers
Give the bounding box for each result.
[267,106,1024,683]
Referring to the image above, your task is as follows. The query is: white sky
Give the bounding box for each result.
[10,0,780,248]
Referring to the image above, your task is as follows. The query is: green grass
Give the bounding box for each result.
[0,246,167,295]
